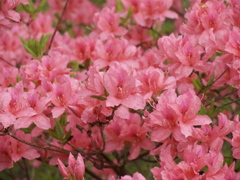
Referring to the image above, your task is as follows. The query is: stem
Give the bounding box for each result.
[98,124,106,152]
[218,99,240,108]
[0,57,14,67]
[22,159,30,180]
[44,0,70,55]
[205,88,238,107]
[142,26,161,37]
[197,67,229,96]
[85,168,103,180]
[8,133,69,154]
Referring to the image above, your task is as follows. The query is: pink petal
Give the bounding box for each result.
[15,107,37,117]
[190,115,212,126]
[140,139,155,150]
[105,141,124,152]
[115,106,130,119]
[179,123,192,137]
[106,95,122,107]
[122,94,145,110]
[0,112,15,128]
[163,10,179,19]
[68,153,76,177]
[128,144,141,160]
[22,148,40,160]
[33,114,51,130]
[52,106,65,118]
[75,153,85,180]
[58,159,69,178]
[14,117,33,129]
[151,128,172,142]
[6,10,20,22]
[132,172,146,180]
[11,153,21,162]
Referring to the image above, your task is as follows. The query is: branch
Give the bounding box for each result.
[44,0,70,55]
[0,57,15,67]
[197,67,229,96]
[8,133,69,154]
[85,168,103,180]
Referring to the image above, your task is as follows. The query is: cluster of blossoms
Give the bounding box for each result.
[1,0,240,179]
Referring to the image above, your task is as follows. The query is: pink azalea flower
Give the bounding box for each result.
[148,89,211,142]
[0,0,20,27]
[104,116,127,152]
[92,38,139,69]
[231,116,240,159]
[122,0,178,27]
[180,0,232,35]
[137,67,176,100]
[9,131,40,162]
[104,62,145,110]
[94,7,128,40]
[225,26,240,57]
[121,113,155,160]
[14,89,51,130]
[0,136,13,171]
[0,90,15,128]
[71,37,96,63]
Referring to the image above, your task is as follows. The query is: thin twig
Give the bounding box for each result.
[205,88,238,107]
[142,26,161,37]
[44,0,70,55]
[218,99,240,108]
[0,57,14,67]
[85,168,103,180]
[22,158,30,180]
[8,133,69,154]
[99,124,106,152]
[197,67,229,96]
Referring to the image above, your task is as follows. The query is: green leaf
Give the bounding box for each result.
[116,0,124,12]
[20,124,36,134]
[104,88,109,97]
[59,115,68,126]
[207,73,215,86]
[28,39,42,57]
[91,95,107,101]
[16,76,22,82]
[39,34,51,50]
[198,103,207,115]
[20,37,38,57]
[54,119,64,139]
[48,119,65,140]
[20,35,50,58]
[47,130,60,140]
[205,99,215,118]
[89,0,106,6]
[208,99,215,114]
[64,130,72,141]
[21,0,35,14]
[192,77,202,90]
[160,19,175,35]
[35,0,47,13]
[68,61,79,72]
[120,6,132,25]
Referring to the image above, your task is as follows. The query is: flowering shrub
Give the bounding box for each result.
[1,0,240,179]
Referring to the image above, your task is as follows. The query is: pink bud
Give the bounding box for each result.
[57,159,69,178]
[68,153,76,177]
[75,153,85,180]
